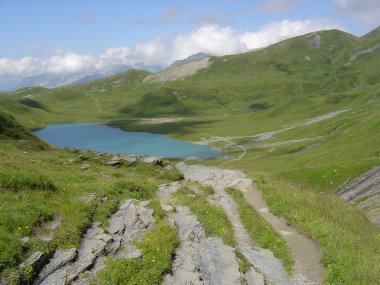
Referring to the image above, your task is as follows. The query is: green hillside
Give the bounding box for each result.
[1,28,380,284]
[0,113,182,283]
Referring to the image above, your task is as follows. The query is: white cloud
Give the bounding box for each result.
[241,19,342,50]
[171,25,245,61]
[0,19,342,80]
[335,0,380,26]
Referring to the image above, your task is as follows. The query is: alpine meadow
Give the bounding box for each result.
[1,5,380,284]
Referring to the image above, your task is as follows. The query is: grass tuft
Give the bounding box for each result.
[172,186,236,247]
[226,188,293,273]
[112,180,156,200]
[0,170,57,192]
[97,201,178,285]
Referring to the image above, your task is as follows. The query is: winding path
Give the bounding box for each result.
[158,182,243,285]
[176,162,324,285]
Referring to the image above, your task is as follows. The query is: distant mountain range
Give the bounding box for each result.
[0,64,162,91]
[16,65,134,89]
[0,53,211,91]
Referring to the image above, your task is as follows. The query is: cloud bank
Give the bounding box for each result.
[0,19,341,80]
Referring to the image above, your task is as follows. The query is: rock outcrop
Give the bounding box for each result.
[338,166,380,226]
[159,183,241,285]
[143,57,211,83]
[34,199,154,285]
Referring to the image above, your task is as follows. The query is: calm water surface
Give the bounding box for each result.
[35,123,219,158]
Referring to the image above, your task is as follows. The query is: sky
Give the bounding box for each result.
[0,0,379,86]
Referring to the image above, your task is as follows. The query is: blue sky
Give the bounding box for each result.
[0,0,379,84]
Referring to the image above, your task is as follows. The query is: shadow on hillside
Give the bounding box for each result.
[18,98,49,112]
[119,91,195,117]
[109,119,214,136]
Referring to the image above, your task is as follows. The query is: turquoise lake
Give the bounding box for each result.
[35,123,219,158]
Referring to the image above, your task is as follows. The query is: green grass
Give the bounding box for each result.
[0,137,181,280]
[97,207,178,285]
[172,185,236,247]
[226,188,293,273]
[256,175,380,285]
[1,28,380,284]
[234,249,252,274]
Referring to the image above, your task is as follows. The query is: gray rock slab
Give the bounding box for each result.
[162,206,241,285]
[35,200,155,285]
[338,166,380,201]
[20,252,45,269]
[195,238,241,285]
[175,163,313,285]
[338,165,380,226]
[34,249,77,284]
[245,268,265,285]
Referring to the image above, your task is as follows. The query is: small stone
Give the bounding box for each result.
[20,236,30,247]
[121,155,137,165]
[141,156,163,166]
[104,160,122,167]
[81,164,90,171]
[80,193,100,203]
[111,155,120,161]
[77,154,87,161]
[63,159,74,165]
[162,205,174,212]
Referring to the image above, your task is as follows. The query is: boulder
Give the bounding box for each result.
[141,156,163,166]
[121,155,137,165]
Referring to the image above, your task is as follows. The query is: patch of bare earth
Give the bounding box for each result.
[143,57,211,83]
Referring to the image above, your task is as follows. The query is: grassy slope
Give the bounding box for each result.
[0,113,182,283]
[1,28,380,283]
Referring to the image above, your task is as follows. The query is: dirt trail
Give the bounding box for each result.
[240,182,323,284]
[197,109,349,164]
[23,162,323,285]
[176,162,323,285]
[87,93,108,115]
